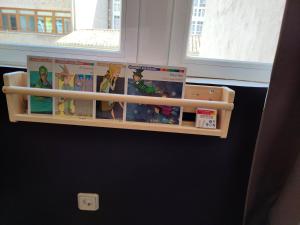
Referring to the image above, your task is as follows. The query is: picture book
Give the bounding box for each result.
[54,59,94,118]
[196,108,217,129]
[94,62,126,120]
[125,64,186,125]
[28,56,54,114]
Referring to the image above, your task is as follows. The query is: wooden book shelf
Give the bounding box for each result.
[2,72,235,138]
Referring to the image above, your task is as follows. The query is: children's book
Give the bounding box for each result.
[125,64,186,125]
[28,56,54,114]
[54,59,94,118]
[94,62,126,120]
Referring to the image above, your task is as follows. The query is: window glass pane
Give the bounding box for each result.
[45,17,52,33]
[193,0,199,7]
[2,15,8,30]
[113,15,120,29]
[199,0,206,7]
[20,15,27,31]
[63,18,71,33]
[38,16,45,32]
[56,18,63,34]
[28,16,35,32]
[0,0,123,51]
[187,0,286,63]
[10,15,17,30]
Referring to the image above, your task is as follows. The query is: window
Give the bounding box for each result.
[186,0,285,63]
[199,0,206,7]
[0,0,125,50]
[2,14,8,30]
[20,16,27,31]
[113,16,120,29]
[10,15,17,30]
[113,0,121,11]
[0,0,139,67]
[191,21,203,35]
[28,16,35,32]
[37,16,45,32]
[45,17,52,33]
[193,0,199,7]
[64,18,71,34]
[56,18,63,34]
[169,0,286,82]
[0,1,285,83]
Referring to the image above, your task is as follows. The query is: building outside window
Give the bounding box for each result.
[0,0,122,51]
[111,0,121,29]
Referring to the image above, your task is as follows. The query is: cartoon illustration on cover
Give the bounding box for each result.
[95,62,125,120]
[126,64,186,125]
[54,59,94,117]
[28,56,53,114]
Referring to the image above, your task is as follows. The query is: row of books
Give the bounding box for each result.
[28,56,186,125]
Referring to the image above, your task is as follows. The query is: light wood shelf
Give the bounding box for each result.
[2,72,235,138]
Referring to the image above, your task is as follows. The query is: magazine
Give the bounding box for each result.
[54,59,94,118]
[27,56,54,114]
[125,64,186,125]
[94,62,126,120]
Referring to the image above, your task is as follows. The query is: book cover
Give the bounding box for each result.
[27,56,54,114]
[125,64,186,125]
[95,62,126,120]
[54,59,94,118]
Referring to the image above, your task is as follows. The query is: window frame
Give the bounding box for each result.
[168,0,274,83]
[0,0,139,67]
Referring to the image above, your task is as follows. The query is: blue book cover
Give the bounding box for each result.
[125,64,186,125]
[28,56,54,115]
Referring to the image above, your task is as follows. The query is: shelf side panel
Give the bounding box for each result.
[3,72,27,122]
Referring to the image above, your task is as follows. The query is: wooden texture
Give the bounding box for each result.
[3,86,234,110]
[220,87,235,138]
[2,72,235,138]
[14,114,223,137]
[3,72,27,122]
[184,84,223,113]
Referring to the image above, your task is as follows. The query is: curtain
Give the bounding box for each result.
[243,0,300,225]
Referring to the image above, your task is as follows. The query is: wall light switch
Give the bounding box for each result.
[77,193,99,211]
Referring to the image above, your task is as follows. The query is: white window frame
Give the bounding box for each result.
[168,0,273,83]
[0,0,139,67]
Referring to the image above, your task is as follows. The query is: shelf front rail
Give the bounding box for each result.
[2,86,234,110]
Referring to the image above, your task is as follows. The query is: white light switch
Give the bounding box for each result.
[77,193,99,211]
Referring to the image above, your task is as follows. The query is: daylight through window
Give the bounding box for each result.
[0,0,122,51]
[187,0,286,63]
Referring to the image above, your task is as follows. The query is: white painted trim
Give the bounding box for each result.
[136,0,174,65]
[168,0,273,83]
[0,0,139,67]
[187,77,269,88]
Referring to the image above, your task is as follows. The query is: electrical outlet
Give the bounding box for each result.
[77,193,99,211]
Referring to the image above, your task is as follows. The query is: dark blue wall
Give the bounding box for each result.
[0,66,267,225]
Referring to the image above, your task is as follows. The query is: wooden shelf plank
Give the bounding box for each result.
[15,114,223,137]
